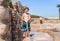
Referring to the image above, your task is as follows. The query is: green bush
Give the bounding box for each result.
[45,18,49,20]
[31,15,40,18]
[8,0,13,8]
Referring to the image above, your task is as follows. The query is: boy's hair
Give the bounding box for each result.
[23,6,29,11]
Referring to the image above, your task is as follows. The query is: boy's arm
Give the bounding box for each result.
[28,14,31,20]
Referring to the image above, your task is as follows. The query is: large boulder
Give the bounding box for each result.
[0,23,7,35]
[0,0,11,41]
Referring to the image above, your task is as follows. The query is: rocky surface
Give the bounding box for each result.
[30,19,60,41]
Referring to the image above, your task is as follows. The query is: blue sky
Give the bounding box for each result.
[12,0,60,18]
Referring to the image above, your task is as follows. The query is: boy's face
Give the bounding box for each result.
[24,9,29,13]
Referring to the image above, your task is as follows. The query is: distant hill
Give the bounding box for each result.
[31,15,40,18]
[31,15,49,20]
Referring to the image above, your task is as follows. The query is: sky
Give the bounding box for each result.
[12,0,60,18]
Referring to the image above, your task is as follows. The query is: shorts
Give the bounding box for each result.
[22,21,31,32]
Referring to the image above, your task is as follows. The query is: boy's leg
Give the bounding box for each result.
[22,32,30,41]
[23,22,30,38]
[23,32,26,37]
[28,22,31,31]
[23,31,28,38]
[22,21,27,37]
[24,32,28,37]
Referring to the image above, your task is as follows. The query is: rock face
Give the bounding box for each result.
[0,23,7,35]
[0,7,10,24]
[29,32,54,41]
[31,18,60,41]
[0,0,11,41]
[11,2,24,41]
[0,0,10,24]
[0,0,8,7]
[22,32,54,41]
[0,1,24,41]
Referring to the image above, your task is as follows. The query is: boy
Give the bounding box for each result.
[21,6,31,38]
